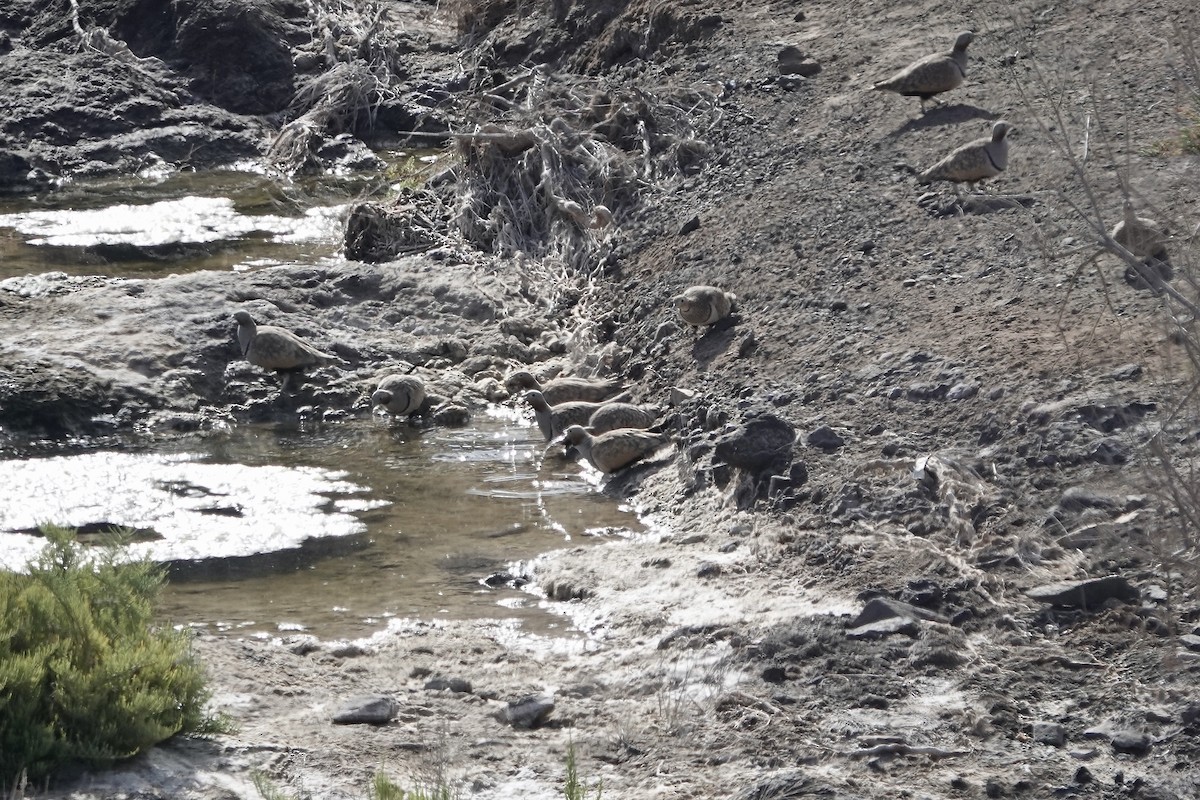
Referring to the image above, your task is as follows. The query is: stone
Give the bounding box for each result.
[331,694,399,725]
[501,694,554,729]
[1033,721,1066,746]
[777,45,821,77]
[1110,729,1152,755]
[714,414,796,470]
[805,425,844,450]
[425,677,472,694]
[946,382,979,401]
[850,597,949,628]
[846,615,917,639]
[431,403,470,426]
[1026,576,1139,609]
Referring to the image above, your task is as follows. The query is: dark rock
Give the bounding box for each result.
[0,148,33,193]
[696,561,722,578]
[846,615,918,640]
[501,694,554,729]
[679,214,701,235]
[1110,729,1152,755]
[1057,487,1120,513]
[776,45,821,77]
[1180,634,1200,652]
[1074,766,1093,784]
[331,694,399,725]
[805,425,844,450]
[714,414,795,470]
[846,597,947,639]
[329,642,371,658]
[1088,438,1128,465]
[283,634,321,656]
[946,382,979,401]
[432,403,471,426]
[172,0,296,114]
[1026,576,1139,609]
[761,665,786,684]
[1033,721,1066,746]
[1109,363,1143,381]
[425,677,473,694]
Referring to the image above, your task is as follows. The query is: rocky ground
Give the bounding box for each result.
[2,0,1200,798]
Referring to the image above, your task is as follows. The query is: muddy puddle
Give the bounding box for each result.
[1,414,644,640]
[0,152,436,280]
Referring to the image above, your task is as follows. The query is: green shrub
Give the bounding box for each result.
[0,526,224,785]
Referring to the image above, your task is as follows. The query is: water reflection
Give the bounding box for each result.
[0,415,642,639]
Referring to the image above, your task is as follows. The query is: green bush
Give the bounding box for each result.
[0,526,224,785]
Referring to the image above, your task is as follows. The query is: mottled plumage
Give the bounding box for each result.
[522,390,617,442]
[504,370,626,405]
[234,311,340,390]
[562,425,671,474]
[587,402,659,435]
[1111,204,1168,262]
[920,120,1012,188]
[371,374,426,417]
[1112,202,1172,289]
[673,285,736,329]
[874,31,973,111]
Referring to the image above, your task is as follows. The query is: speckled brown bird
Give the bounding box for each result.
[1111,203,1169,262]
[371,374,426,417]
[504,370,626,405]
[234,310,340,391]
[919,120,1012,189]
[587,402,659,435]
[1111,202,1172,289]
[562,425,671,474]
[522,390,621,442]
[672,285,735,330]
[874,31,974,112]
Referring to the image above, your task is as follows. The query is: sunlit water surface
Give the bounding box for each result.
[1,417,641,639]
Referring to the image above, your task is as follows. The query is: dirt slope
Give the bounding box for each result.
[5,0,1200,798]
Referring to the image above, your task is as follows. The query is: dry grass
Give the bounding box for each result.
[1005,13,1200,620]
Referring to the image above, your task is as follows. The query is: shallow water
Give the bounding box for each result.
[1,415,643,639]
[0,164,644,640]
[0,154,432,280]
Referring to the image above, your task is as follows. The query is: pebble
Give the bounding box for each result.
[501,694,555,729]
[805,425,844,450]
[1032,721,1066,746]
[1110,729,1152,755]
[946,382,979,401]
[1026,575,1139,609]
[425,677,473,694]
[331,694,399,725]
[714,414,796,469]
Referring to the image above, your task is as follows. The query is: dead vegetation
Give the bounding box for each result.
[1008,13,1200,625]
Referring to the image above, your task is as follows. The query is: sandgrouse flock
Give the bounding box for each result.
[226,27,1170,479]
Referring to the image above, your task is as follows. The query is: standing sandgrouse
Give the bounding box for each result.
[874,31,974,112]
